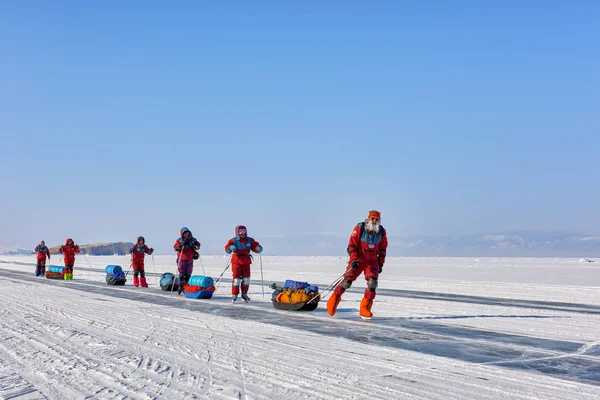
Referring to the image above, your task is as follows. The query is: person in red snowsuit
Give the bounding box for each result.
[129,236,154,287]
[58,238,80,280]
[327,210,388,319]
[34,240,51,276]
[225,225,263,303]
[173,227,201,287]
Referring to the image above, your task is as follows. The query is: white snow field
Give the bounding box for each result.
[0,256,599,399]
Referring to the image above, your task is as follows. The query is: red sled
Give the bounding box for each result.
[46,265,66,280]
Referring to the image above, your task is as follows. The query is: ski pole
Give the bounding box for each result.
[77,251,92,279]
[174,242,182,291]
[152,255,157,286]
[199,254,206,275]
[125,263,133,278]
[306,278,342,304]
[214,255,233,289]
[125,254,133,278]
[82,253,94,268]
[307,273,345,304]
[260,254,265,299]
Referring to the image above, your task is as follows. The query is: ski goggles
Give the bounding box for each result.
[238,229,247,235]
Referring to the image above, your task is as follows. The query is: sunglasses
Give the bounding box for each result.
[238,229,247,234]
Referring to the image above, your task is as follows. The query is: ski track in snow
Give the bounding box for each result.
[223,321,247,400]
[0,256,599,399]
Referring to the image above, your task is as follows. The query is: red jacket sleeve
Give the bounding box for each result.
[144,245,152,255]
[348,226,362,262]
[174,239,181,251]
[378,231,388,266]
[46,249,51,257]
[34,245,39,252]
[251,239,261,252]
[225,238,235,252]
[74,246,81,254]
[58,246,64,254]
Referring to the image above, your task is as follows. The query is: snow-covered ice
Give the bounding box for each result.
[0,255,599,399]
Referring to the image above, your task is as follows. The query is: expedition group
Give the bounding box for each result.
[31,210,387,319]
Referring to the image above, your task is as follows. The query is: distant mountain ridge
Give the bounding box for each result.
[260,231,600,257]
[0,246,31,255]
[2,233,600,257]
[385,231,600,257]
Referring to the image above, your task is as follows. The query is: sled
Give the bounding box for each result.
[105,265,126,286]
[270,281,321,312]
[106,277,126,286]
[182,275,215,299]
[46,265,65,280]
[272,299,320,311]
[183,285,216,299]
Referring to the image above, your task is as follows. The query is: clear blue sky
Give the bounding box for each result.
[1,1,598,251]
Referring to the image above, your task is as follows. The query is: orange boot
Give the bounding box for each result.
[327,292,342,316]
[359,298,373,319]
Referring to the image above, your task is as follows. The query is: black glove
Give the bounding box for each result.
[150,248,154,254]
[351,260,360,269]
[378,264,383,273]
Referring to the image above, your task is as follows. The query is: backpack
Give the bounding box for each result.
[105,265,126,286]
[106,270,126,285]
[284,280,309,290]
[160,273,181,292]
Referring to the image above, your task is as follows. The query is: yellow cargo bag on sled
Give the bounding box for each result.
[276,288,312,303]
[271,280,320,311]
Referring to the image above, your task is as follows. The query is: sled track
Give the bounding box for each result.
[0,293,214,398]
[0,266,600,399]
[0,276,422,399]
[5,259,600,315]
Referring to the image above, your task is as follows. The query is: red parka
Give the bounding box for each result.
[173,227,200,262]
[347,223,388,267]
[58,238,80,265]
[34,244,50,263]
[225,225,261,265]
[130,244,152,265]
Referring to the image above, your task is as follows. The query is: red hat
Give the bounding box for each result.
[368,210,381,220]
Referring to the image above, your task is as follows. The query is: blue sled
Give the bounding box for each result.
[183,288,215,299]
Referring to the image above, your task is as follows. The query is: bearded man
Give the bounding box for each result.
[327,210,388,319]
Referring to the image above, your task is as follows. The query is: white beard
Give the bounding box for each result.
[366,219,380,233]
